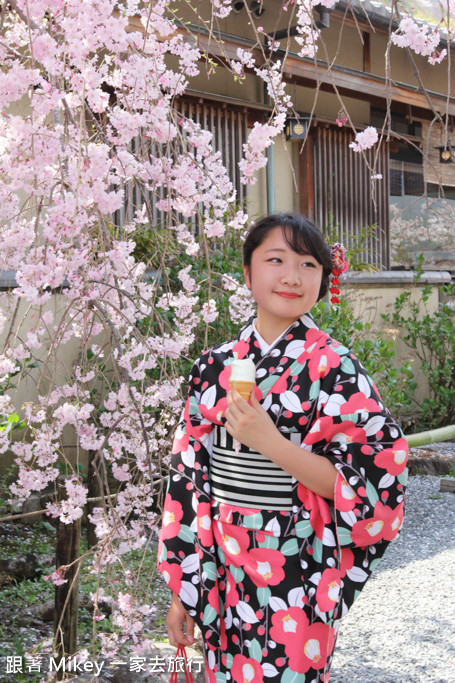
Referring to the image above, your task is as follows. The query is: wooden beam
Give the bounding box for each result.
[121,13,455,116]
[190,30,455,117]
[299,135,315,221]
[363,31,371,73]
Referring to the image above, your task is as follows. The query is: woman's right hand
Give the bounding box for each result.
[166,592,197,647]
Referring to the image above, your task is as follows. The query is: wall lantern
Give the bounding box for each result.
[285,116,310,141]
[437,145,454,163]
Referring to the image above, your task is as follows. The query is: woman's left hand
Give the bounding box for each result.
[224,390,278,453]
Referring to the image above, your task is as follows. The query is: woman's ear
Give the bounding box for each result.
[242,263,251,289]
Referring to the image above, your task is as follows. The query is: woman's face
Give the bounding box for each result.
[243,226,323,342]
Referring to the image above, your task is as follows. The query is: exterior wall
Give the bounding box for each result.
[422,119,455,187]
[295,88,371,126]
[340,270,451,406]
[0,286,87,475]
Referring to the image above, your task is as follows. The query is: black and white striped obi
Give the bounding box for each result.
[210,425,294,511]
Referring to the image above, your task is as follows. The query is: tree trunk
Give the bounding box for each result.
[86,449,100,549]
[54,477,80,677]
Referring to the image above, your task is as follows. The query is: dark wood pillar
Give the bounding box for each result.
[299,133,315,221]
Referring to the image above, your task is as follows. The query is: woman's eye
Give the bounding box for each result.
[267,257,282,263]
[302,261,316,268]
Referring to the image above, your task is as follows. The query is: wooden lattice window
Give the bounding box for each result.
[312,125,390,269]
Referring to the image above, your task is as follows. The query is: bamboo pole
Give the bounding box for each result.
[405,424,455,448]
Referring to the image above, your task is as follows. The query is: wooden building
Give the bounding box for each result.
[142,0,455,270]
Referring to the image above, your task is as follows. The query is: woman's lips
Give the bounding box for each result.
[276,292,300,299]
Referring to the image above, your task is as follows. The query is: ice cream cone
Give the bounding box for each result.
[229,380,255,401]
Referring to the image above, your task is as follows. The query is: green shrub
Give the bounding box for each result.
[312,298,416,420]
[384,263,455,430]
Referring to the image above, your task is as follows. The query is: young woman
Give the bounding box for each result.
[158,213,408,682]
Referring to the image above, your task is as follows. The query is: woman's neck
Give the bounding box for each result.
[255,313,299,345]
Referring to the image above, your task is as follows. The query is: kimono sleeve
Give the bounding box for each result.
[303,352,408,550]
[157,356,215,605]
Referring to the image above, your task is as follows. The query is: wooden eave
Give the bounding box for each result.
[121,13,455,117]
[191,28,455,118]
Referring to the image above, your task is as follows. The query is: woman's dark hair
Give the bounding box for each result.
[243,213,332,300]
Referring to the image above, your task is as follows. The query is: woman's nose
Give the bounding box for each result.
[281,267,300,285]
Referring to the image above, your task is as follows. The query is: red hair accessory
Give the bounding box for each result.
[330,243,348,305]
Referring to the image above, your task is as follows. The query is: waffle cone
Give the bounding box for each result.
[230,380,255,401]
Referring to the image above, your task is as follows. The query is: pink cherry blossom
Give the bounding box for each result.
[349,126,379,153]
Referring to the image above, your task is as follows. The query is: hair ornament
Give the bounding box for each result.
[330,243,348,304]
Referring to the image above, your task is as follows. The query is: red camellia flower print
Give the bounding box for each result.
[243,548,286,587]
[340,392,381,415]
[339,547,355,577]
[307,345,342,382]
[225,568,240,607]
[351,500,405,546]
[158,561,183,593]
[208,584,222,615]
[374,437,408,475]
[197,502,213,546]
[335,474,363,512]
[304,416,368,448]
[316,568,342,612]
[270,607,335,673]
[172,396,213,453]
[200,397,228,425]
[160,494,183,540]
[270,367,291,394]
[296,484,332,539]
[213,521,251,566]
[296,328,327,365]
[231,654,264,683]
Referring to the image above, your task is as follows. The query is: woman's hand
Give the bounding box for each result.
[225,389,337,498]
[166,592,196,648]
[224,389,278,453]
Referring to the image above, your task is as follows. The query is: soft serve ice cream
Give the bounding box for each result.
[229,358,256,401]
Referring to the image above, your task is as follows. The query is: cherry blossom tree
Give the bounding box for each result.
[0,0,453,664]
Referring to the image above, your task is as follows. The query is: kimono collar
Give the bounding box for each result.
[238,313,325,363]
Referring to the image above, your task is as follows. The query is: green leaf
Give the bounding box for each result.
[229,565,245,583]
[295,519,313,539]
[223,656,233,674]
[340,356,356,375]
[158,543,167,563]
[309,379,321,401]
[178,525,195,543]
[312,536,323,564]
[257,375,282,396]
[335,526,352,547]
[203,604,218,625]
[280,538,299,556]
[332,344,350,357]
[202,562,217,581]
[188,396,200,416]
[397,469,408,486]
[369,558,383,573]
[289,360,306,376]
[365,479,379,507]
[281,667,304,682]
[256,586,271,607]
[248,637,263,663]
[257,534,279,550]
[42,521,55,532]
[243,512,264,530]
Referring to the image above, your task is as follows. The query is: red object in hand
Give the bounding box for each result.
[170,645,195,683]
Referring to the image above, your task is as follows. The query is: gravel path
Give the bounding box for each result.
[330,475,455,683]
